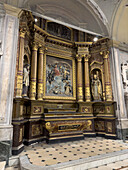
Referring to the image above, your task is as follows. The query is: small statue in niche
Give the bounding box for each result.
[91,71,102,101]
[22,64,30,98]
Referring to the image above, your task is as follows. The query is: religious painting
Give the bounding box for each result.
[44,55,76,99]
[46,22,72,40]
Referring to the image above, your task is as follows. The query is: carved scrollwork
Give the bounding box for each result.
[82,120,92,131]
[45,122,53,134]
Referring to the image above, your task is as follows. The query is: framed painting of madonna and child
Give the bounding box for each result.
[44,55,76,100]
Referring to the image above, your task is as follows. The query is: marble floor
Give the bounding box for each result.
[19,137,128,167]
[5,137,128,169]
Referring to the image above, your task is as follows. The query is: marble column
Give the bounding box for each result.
[29,43,38,100]
[84,54,91,101]
[37,47,44,100]
[76,55,83,102]
[16,30,25,97]
[103,51,113,101]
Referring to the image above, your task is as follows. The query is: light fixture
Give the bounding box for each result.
[35,18,38,22]
[93,37,98,42]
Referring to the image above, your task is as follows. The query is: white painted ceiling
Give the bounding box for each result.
[1,0,128,44]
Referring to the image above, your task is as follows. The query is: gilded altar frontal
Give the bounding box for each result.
[12,10,116,155]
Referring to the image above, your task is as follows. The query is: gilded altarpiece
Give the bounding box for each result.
[12,11,116,155]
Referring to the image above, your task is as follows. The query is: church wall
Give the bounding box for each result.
[0,3,20,160]
[110,47,128,140]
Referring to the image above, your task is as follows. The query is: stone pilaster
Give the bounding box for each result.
[76,55,83,102]
[84,54,91,101]
[37,47,44,100]
[102,51,113,101]
[0,4,20,157]
[29,43,38,100]
[16,30,26,97]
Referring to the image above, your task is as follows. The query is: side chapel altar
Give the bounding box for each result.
[12,11,116,155]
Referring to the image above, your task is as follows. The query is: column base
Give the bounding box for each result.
[85,99,91,102]
[77,100,83,102]
[0,125,13,163]
[37,98,43,101]
[12,144,24,155]
[29,97,36,100]
[116,118,128,140]
[0,125,13,141]
[15,96,22,98]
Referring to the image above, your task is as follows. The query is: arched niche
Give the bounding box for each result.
[90,68,103,101]
[23,54,29,65]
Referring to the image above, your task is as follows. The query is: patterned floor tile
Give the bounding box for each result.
[18,137,128,168]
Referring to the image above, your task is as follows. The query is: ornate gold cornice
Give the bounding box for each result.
[34,32,45,47]
[34,24,49,38]
[46,36,73,48]
[34,25,74,48]
[19,10,35,39]
[75,42,92,47]
[76,46,90,59]
[90,38,110,52]
[18,10,34,22]
[92,37,109,46]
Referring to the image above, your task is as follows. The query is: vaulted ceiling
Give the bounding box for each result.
[1,0,128,44]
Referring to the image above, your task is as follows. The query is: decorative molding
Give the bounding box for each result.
[0,3,5,18]
[0,40,2,56]
[4,4,21,17]
[110,40,128,52]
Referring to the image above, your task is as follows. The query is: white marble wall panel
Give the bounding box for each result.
[110,47,128,131]
[110,48,126,117]
[120,50,128,65]
[0,13,19,141]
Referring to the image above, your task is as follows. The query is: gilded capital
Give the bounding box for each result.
[104,51,109,59]
[84,54,91,62]
[19,30,26,38]
[76,54,82,62]
[32,43,38,51]
[39,47,44,54]
[100,50,109,59]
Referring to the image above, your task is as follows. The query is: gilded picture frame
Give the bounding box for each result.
[43,53,76,100]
